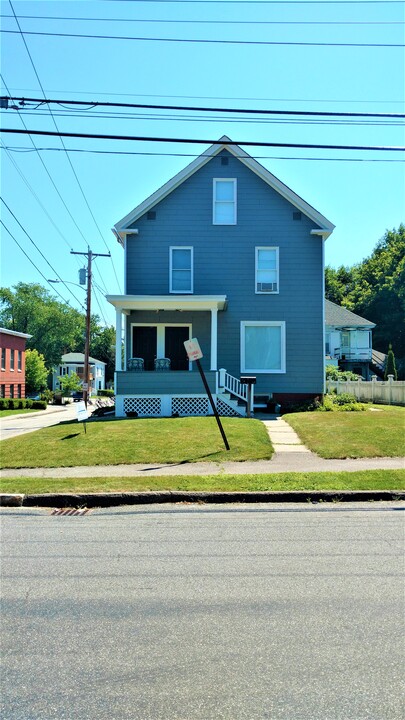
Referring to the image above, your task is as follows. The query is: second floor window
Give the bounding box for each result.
[213,179,237,225]
[18,350,22,371]
[1,348,5,370]
[10,349,15,371]
[256,247,279,293]
[170,247,193,293]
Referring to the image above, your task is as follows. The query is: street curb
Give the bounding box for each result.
[1,490,404,508]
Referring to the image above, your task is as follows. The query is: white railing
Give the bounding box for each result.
[326,375,405,406]
[217,369,254,411]
[334,349,372,361]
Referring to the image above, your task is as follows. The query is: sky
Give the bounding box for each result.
[1,0,404,327]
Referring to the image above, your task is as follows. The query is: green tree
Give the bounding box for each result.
[25,349,48,393]
[90,325,116,383]
[0,283,86,369]
[384,343,398,381]
[58,371,82,396]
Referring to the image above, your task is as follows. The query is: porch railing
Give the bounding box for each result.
[218,369,253,411]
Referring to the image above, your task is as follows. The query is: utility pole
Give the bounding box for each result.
[71,247,110,407]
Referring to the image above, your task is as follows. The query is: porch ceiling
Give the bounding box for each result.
[106,294,227,312]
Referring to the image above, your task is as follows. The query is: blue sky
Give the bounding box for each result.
[1,0,404,327]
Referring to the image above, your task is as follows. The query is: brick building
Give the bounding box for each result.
[0,328,32,399]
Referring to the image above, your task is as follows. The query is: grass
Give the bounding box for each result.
[0,416,273,469]
[0,408,43,418]
[1,470,404,495]
[285,404,405,458]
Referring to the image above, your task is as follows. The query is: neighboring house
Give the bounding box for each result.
[325,300,377,379]
[107,136,335,417]
[52,353,106,394]
[0,327,32,399]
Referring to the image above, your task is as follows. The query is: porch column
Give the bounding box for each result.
[115,308,122,371]
[210,308,218,371]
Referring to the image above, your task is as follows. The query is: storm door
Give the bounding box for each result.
[132,326,157,371]
[164,326,190,370]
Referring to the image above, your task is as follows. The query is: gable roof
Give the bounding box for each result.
[325,300,375,328]
[60,352,106,366]
[113,136,335,243]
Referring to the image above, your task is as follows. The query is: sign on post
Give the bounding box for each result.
[76,400,89,434]
[183,338,230,451]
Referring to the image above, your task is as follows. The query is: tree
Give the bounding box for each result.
[384,344,398,381]
[0,283,86,369]
[25,349,48,394]
[90,325,116,383]
[58,372,82,396]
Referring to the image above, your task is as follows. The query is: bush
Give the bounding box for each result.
[97,389,114,397]
[40,389,54,403]
[319,393,367,412]
[0,398,7,410]
[326,365,362,381]
[32,400,47,410]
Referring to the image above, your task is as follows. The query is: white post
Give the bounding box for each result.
[371,375,377,403]
[210,308,218,371]
[115,308,122,371]
[388,374,394,405]
[218,368,226,391]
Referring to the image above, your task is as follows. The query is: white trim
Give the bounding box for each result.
[213,178,237,225]
[0,328,32,339]
[107,294,227,312]
[114,136,334,238]
[169,246,194,294]
[255,246,279,294]
[240,320,286,374]
[115,308,122,371]
[322,238,326,394]
[130,322,192,370]
[210,308,218,371]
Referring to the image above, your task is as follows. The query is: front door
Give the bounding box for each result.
[165,326,190,370]
[132,326,157,370]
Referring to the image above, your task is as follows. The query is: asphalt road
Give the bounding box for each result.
[1,503,404,720]
[0,404,87,441]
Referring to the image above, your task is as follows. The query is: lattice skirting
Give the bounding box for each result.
[119,395,244,417]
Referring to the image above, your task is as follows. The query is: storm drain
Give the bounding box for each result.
[51,508,91,516]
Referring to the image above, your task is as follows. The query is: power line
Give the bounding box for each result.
[8,2,122,295]
[3,145,403,161]
[5,95,404,119]
[0,197,85,307]
[2,13,403,25]
[2,28,403,47]
[0,219,75,306]
[98,1,405,4]
[2,128,404,152]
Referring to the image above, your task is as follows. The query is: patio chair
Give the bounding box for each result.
[127,357,144,371]
[154,357,171,371]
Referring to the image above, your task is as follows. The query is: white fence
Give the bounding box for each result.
[326,375,405,406]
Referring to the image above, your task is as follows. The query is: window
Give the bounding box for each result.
[0,385,5,398]
[18,350,22,371]
[170,247,193,293]
[213,179,237,225]
[241,321,286,373]
[17,384,22,398]
[10,349,15,371]
[256,247,279,293]
[10,384,14,398]
[1,348,5,370]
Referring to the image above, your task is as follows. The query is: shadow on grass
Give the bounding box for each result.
[140,451,228,471]
[60,433,81,441]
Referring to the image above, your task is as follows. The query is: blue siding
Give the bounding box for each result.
[125,150,325,395]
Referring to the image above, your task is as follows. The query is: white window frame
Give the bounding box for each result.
[255,247,279,294]
[241,321,286,374]
[213,178,237,225]
[169,246,193,294]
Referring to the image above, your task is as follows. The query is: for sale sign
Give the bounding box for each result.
[184,337,203,361]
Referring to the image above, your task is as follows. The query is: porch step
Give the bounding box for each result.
[217,392,246,417]
[254,395,271,409]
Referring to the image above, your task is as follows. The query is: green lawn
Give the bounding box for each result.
[1,470,404,496]
[0,408,43,418]
[285,405,405,458]
[0,416,273,468]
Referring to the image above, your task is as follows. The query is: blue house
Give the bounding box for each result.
[107,137,335,417]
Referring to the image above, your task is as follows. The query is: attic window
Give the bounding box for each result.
[221,156,229,165]
[213,179,237,225]
[147,211,156,220]
[293,212,302,221]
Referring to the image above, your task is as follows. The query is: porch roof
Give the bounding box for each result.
[106,294,227,313]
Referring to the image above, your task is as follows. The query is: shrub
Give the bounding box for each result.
[97,389,114,397]
[384,343,398,381]
[32,400,47,410]
[326,365,362,381]
[40,389,54,403]
[0,398,7,410]
[319,393,367,412]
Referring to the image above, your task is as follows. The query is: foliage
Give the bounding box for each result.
[384,343,398,380]
[25,349,48,393]
[97,388,115,397]
[40,389,54,403]
[0,283,85,369]
[0,397,47,411]
[325,365,361,381]
[320,393,367,412]
[325,225,405,376]
[90,326,116,383]
[58,371,82,396]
